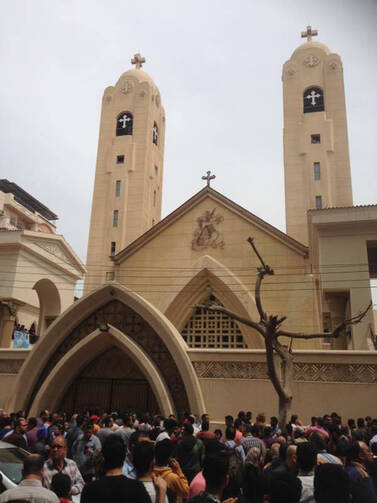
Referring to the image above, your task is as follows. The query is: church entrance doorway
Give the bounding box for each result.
[59,347,159,415]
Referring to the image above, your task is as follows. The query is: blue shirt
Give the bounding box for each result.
[122,456,136,479]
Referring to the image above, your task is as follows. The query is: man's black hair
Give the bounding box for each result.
[234,418,242,429]
[155,438,174,466]
[345,441,361,463]
[129,430,142,450]
[202,451,229,491]
[270,416,278,426]
[76,414,85,427]
[268,471,302,503]
[23,454,44,476]
[205,439,226,456]
[28,417,37,429]
[134,441,154,478]
[201,421,209,432]
[250,424,259,436]
[309,431,327,452]
[225,426,235,440]
[51,473,71,498]
[104,416,113,427]
[314,464,351,503]
[102,434,126,470]
[225,415,234,423]
[357,417,365,428]
[214,429,222,438]
[296,442,317,473]
[183,422,194,435]
[163,418,178,432]
[264,426,272,437]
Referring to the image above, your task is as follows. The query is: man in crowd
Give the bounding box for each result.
[81,434,151,502]
[156,418,178,443]
[0,454,59,503]
[72,422,101,482]
[241,423,265,457]
[96,416,114,447]
[314,464,352,503]
[43,435,85,497]
[345,441,377,503]
[154,438,189,500]
[187,451,234,503]
[5,417,28,450]
[297,442,317,503]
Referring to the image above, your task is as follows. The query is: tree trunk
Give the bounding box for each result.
[278,395,292,431]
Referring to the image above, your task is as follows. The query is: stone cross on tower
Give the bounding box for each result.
[202,171,216,187]
[131,53,146,69]
[301,25,318,42]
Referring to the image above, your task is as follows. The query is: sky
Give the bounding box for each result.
[1,0,376,270]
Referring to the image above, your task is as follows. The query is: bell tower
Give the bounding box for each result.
[85,54,165,293]
[283,26,353,244]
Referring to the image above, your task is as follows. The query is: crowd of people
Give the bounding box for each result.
[12,323,38,348]
[0,408,376,502]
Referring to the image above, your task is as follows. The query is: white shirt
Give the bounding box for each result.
[156,431,170,443]
[298,474,315,503]
[142,481,169,503]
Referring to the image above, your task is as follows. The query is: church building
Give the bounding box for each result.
[3,29,377,423]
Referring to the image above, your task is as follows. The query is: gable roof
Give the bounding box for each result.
[112,187,308,264]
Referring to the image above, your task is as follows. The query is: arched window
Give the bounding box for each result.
[116,112,133,136]
[181,295,246,348]
[152,122,158,145]
[303,86,324,113]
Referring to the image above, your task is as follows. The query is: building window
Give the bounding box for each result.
[182,295,246,349]
[314,162,321,180]
[311,134,321,144]
[155,165,158,176]
[116,155,125,164]
[116,112,133,136]
[115,180,121,197]
[153,190,156,207]
[113,210,119,227]
[303,87,324,113]
[110,241,116,255]
[315,195,322,209]
[152,122,158,145]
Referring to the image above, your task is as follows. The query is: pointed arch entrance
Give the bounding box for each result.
[165,255,263,349]
[7,284,205,417]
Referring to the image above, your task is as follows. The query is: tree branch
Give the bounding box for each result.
[197,304,266,339]
[247,237,274,323]
[277,301,372,340]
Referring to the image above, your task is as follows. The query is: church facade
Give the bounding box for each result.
[2,29,377,423]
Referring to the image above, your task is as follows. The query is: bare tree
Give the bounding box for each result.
[199,237,372,428]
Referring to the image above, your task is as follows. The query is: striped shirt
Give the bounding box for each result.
[43,457,84,495]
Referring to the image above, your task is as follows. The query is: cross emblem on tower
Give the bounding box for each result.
[202,171,216,187]
[306,90,321,106]
[119,114,131,128]
[131,53,146,69]
[301,25,318,42]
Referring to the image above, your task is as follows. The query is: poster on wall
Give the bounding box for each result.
[13,330,30,349]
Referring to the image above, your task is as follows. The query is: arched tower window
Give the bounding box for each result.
[152,122,158,145]
[303,86,324,113]
[181,294,246,348]
[116,112,133,136]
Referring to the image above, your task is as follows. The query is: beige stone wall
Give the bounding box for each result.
[190,349,377,425]
[116,194,322,349]
[309,206,377,349]
[283,40,352,245]
[85,67,165,293]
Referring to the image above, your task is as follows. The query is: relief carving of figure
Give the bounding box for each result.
[192,208,225,251]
